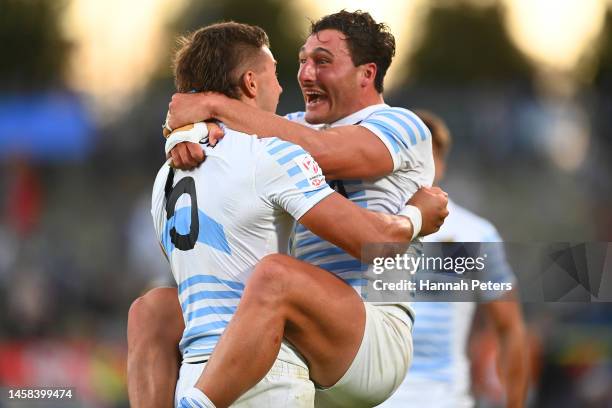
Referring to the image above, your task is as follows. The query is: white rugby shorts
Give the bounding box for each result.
[314,303,414,408]
[175,352,314,407]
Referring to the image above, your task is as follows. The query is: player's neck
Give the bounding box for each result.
[352,92,385,112]
[338,93,385,121]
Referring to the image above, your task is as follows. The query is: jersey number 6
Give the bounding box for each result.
[165,176,199,251]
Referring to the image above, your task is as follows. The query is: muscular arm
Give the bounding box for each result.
[482,293,529,408]
[297,187,447,262]
[168,93,393,180]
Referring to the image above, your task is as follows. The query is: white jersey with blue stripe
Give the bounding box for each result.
[151,128,334,364]
[381,199,515,407]
[286,104,435,295]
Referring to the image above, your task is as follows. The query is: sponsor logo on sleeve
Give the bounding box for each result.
[293,154,325,188]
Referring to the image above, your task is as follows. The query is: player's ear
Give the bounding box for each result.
[360,63,377,88]
[240,70,257,98]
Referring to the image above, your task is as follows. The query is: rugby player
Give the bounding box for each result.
[380,111,528,408]
[129,11,443,408]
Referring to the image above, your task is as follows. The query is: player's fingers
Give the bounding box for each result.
[177,143,197,169]
[186,142,205,163]
[170,149,181,169]
[208,124,225,146]
[171,145,190,170]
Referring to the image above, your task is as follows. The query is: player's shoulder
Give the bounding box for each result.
[447,200,501,242]
[258,137,308,161]
[211,126,265,157]
[360,105,431,145]
[256,138,317,186]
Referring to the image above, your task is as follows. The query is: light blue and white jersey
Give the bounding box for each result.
[286,104,435,295]
[151,128,334,364]
[380,199,515,408]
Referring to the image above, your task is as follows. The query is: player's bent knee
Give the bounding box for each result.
[248,255,295,302]
[128,287,182,346]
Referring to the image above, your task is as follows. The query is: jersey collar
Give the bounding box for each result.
[329,103,390,127]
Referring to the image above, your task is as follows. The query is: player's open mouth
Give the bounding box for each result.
[304,90,327,109]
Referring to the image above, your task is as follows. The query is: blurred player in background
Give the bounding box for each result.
[379,110,529,408]
[130,12,449,408]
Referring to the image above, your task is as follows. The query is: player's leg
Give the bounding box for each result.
[176,357,315,408]
[127,287,184,408]
[193,253,367,408]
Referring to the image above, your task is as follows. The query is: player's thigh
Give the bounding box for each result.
[248,254,366,384]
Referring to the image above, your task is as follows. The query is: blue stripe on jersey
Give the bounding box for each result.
[410,356,452,370]
[413,313,452,322]
[178,397,193,408]
[285,111,305,121]
[344,278,367,286]
[362,120,403,152]
[184,345,215,356]
[183,320,229,340]
[277,148,308,165]
[190,398,204,408]
[295,179,310,189]
[347,190,365,198]
[181,334,221,356]
[295,223,307,233]
[186,306,237,322]
[266,137,283,147]
[296,235,324,249]
[304,187,328,199]
[377,112,418,145]
[287,165,301,177]
[162,207,231,255]
[318,259,363,273]
[298,247,346,262]
[412,327,451,335]
[178,274,244,294]
[267,141,294,155]
[389,108,429,141]
[181,290,242,312]
[183,333,221,346]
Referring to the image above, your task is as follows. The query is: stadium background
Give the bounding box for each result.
[0,0,611,406]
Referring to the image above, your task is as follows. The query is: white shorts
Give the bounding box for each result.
[175,356,314,407]
[315,303,414,408]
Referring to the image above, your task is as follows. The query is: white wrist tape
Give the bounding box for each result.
[398,205,422,240]
[164,122,208,157]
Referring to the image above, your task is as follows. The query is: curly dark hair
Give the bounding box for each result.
[173,22,269,98]
[311,10,395,93]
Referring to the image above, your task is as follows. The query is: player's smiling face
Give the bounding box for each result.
[298,29,364,124]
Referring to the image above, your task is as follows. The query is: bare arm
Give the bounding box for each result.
[482,294,529,408]
[297,187,448,262]
[168,92,392,180]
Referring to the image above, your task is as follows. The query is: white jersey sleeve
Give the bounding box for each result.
[359,107,434,187]
[151,161,172,260]
[255,138,335,220]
